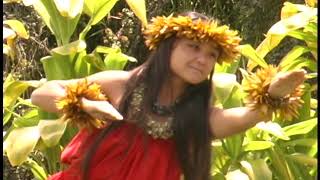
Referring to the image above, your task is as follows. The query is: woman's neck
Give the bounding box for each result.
[158,76,188,106]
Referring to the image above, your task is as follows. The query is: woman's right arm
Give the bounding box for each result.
[31,70,131,116]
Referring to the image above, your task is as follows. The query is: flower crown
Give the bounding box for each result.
[142,14,242,64]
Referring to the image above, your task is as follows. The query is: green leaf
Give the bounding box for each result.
[240,159,272,180]
[287,29,317,42]
[281,57,317,72]
[38,119,67,147]
[51,40,87,55]
[73,50,90,78]
[13,109,40,127]
[286,153,317,167]
[222,133,244,160]
[222,84,243,108]
[255,122,290,140]
[3,74,30,108]
[53,0,84,18]
[84,0,119,25]
[31,0,81,45]
[212,73,238,105]
[83,53,106,71]
[41,56,73,80]
[23,158,48,180]
[4,19,29,39]
[279,45,310,68]
[283,118,317,137]
[4,126,40,166]
[267,147,291,180]
[237,44,268,70]
[282,138,317,147]
[104,52,128,70]
[126,0,147,27]
[214,60,240,74]
[243,141,274,151]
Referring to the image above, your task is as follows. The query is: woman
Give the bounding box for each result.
[31,12,306,180]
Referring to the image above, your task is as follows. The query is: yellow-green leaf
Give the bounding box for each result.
[126,0,147,27]
[4,75,30,108]
[281,2,299,19]
[84,0,119,25]
[243,141,274,151]
[240,160,272,180]
[279,45,310,69]
[4,20,29,39]
[237,44,268,71]
[286,153,317,166]
[51,40,86,55]
[53,0,84,18]
[38,119,67,147]
[212,73,237,105]
[255,122,290,140]
[4,126,40,166]
[283,118,317,137]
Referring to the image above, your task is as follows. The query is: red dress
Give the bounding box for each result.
[47,122,181,180]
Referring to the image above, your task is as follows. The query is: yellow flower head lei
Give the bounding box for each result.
[56,79,108,130]
[242,65,305,121]
[142,14,242,64]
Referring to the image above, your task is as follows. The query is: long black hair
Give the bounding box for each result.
[82,11,215,180]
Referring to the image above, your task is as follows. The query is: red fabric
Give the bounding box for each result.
[47,123,181,180]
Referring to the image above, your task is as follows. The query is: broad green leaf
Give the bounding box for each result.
[4,19,29,39]
[222,133,244,160]
[287,29,317,42]
[222,84,243,108]
[104,52,128,70]
[225,169,249,180]
[83,53,106,71]
[41,56,73,80]
[283,118,317,137]
[53,0,84,18]
[51,40,86,55]
[243,141,274,151]
[267,147,291,180]
[237,44,268,71]
[13,109,40,127]
[282,138,317,147]
[298,84,311,120]
[255,34,285,60]
[279,45,310,69]
[280,2,299,19]
[286,153,317,166]
[240,159,272,180]
[31,0,81,45]
[38,119,67,147]
[73,50,90,78]
[126,0,147,27]
[23,158,48,180]
[255,121,290,140]
[212,73,238,105]
[281,57,317,72]
[214,60,240,74]
[85,0,119,25]
[4,126,40,166]
[210,173,226,180]
[3,75,30,108]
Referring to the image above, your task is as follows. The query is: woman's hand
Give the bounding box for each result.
[268,69,306,98]
[81,98,123,122]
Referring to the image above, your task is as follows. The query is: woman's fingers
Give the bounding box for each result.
[268,70,306,98]
[81,98,123,121]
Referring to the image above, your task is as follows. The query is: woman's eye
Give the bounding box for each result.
[188,43,200,50]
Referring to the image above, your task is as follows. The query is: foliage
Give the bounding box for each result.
[3,0,317,180]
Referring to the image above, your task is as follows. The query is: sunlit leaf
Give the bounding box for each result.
[255,121,290,140]
[3,75,30,108]
[243,141,274,151]
[4,19,29,39]
[84,0,119,25]
[53,0,84,18]
[51,40,86,55]
[126,0,148,27]
[212,73,238,105]
[225,169,249,180]
[23,158,48,180]
[237,44,268,71]
[4,126,40,166]
[286,153,317,166]
[13,109,40,127]
[38,119,67,147]
[279,45,310,68]
[240,159,272,180]
[283,118,317,137]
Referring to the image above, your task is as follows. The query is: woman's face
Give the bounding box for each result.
[170,38,220,84]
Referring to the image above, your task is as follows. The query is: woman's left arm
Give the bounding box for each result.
[209,70,306,139]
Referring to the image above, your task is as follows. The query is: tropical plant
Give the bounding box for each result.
[3,0,147,179]
[211,1,317,179]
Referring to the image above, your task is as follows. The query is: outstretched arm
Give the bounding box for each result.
[209,69,306,139]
